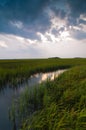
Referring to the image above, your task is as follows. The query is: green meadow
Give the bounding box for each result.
[6,58,86,130]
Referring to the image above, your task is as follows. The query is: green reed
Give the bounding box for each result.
[11,65,86,130]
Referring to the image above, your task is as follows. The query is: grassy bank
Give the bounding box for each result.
[0,58,86,87]
[11,65,86,130]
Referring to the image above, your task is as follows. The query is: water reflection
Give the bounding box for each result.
[29,70,66,84]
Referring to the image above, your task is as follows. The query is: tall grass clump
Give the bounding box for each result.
[11,65,86,130]
[10,82,51,128]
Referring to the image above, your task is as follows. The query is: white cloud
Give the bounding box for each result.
[79,24,86,32]
[50,14,67,31]
[59,30,72,41]
[0,41,8,48]
[0,18,86,59]
[37,32,48,42]
[45,32,60,43]
[36,13,71,43]
[80,14,86,21]
[72,26,81,31]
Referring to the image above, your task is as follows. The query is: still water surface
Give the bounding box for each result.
[0,70,66,130]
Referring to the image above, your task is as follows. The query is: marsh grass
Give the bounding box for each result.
[11,65,86,130]
[0,58,86,88]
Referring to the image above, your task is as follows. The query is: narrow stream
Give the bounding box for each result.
[0,69,66,130]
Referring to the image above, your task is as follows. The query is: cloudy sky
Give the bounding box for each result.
[0,0,86,59]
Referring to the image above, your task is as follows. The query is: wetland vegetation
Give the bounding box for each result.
[0,58,86,87]
[11,65,86,130]
[0,58,86,130]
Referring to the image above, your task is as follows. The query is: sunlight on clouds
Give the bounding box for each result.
[0,34,46,58]
[45,11,71,42]
[0,32,86,59]
[14,35,37,45]
[79,24,86,32]
[37,30,71,44]
[37,32,48,42]
[50,15,67,31]
[59,30,71,41]
[26,39,37,45]
[72,26,81,31]
[0,41,8,48]
[37,12,71,44]
[45,32,60,43]
[0,0,86,59]
[15,36,24,41]
[80,14,86,21]
[0,34,38,50]
[0,34,25,50]
[37,31,60,43]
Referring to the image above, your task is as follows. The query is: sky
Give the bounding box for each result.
[0,0,86,59]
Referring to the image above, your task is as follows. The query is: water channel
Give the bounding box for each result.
[0,69,66,130]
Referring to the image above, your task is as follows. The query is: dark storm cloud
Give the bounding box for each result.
[0,0,86,40]
[51,7,66,19]
[0,0,50,21]
[50,0,86,22]
[66,0,86,26]
[67,0,86,18]
[66,0,86,41]
[0,0,51,38]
